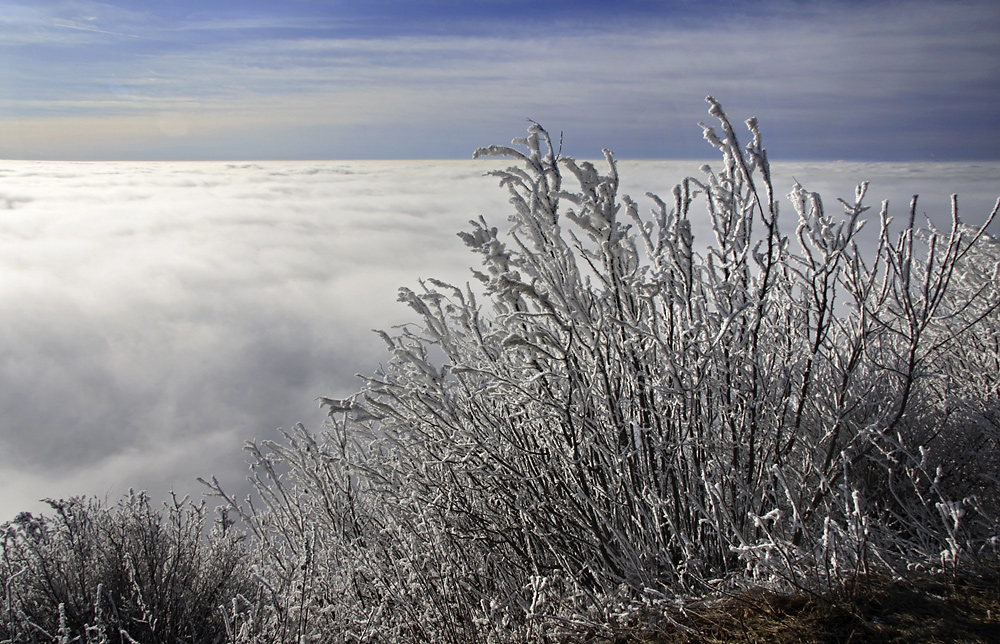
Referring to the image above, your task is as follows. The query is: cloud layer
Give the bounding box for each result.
[0,157,997,520]
[0,159,509,519]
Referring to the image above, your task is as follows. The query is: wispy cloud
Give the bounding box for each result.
[52,20,146,39]
[1,0,998,160]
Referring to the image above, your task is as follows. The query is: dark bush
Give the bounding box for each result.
[1,492,256,643]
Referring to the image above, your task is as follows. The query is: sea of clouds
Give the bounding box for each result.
[0,158,997,521]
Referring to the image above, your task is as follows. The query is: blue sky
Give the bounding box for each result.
[2,0,1000,160]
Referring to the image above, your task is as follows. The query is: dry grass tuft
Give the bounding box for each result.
[610,573,1000,644]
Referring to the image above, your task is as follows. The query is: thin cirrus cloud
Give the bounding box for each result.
[0,156,997,521]
[1,0,999,160]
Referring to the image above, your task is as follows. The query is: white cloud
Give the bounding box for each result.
[0,159,509,519]
[0,158,996,521]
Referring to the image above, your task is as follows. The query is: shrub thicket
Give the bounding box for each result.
[1,492,255,643]
[199,98,1000,642]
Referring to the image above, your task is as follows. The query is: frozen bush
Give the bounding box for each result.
[0,492,256,644]
[204,97,1000,642]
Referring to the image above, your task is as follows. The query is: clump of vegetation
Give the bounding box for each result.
[0,492,255,643]
[4,97,998,643]
[199,97,1000,642]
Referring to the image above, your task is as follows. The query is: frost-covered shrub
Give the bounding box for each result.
[0,492,255,644]
[205,97,1000,642]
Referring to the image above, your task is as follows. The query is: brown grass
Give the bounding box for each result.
[605,573,1000,644]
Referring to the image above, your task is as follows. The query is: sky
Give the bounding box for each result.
[2,0,1000,161]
